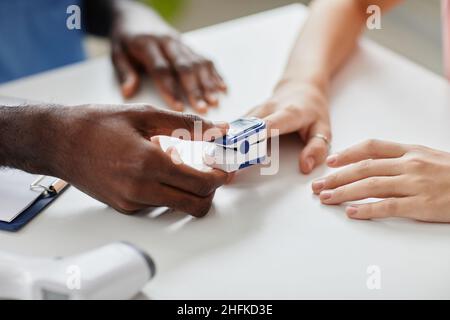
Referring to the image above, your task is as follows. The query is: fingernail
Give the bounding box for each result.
[320,190,333,201]
[197,100,208,111]
[307,157,315,171]
[169,147,183,165]
[121,75,137,98]
[346,206,358,217]
[326,154,338,165]
[202,153,216,166]
[150,136,161,146]
[212,121,229,130]
[208,93,219,105]
[312,179,325,192]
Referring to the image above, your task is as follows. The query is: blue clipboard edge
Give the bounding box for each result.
[0,184,69,232]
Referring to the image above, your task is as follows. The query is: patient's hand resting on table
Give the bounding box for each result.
[312,139,450,222]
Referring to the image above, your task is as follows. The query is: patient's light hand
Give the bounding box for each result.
[312,139,450,222]
[247,80,331,174]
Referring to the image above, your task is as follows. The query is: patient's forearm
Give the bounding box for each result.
[280,0,401,92]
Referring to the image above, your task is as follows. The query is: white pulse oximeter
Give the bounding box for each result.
[205,117,267,172]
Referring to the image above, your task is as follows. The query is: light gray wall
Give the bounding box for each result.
[173,0,443,76]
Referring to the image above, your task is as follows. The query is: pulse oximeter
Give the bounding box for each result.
[205,117,267,172]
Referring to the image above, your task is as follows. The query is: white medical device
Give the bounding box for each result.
[0,242,155,300]
[205,117,267,172]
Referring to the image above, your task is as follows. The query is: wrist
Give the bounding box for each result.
[112,0,177,37]
[273,77,328,101]
[275,72,330,95]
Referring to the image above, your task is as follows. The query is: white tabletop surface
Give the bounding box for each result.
[1,4,450,299]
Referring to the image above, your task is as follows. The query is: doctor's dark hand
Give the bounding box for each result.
[110,0,226,113]
[247,80,331,174]
[312,140,450,222]
[4,104,229,217]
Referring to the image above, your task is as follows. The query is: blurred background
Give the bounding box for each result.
[86,0,443,76]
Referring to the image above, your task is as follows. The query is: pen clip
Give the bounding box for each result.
[30,175,53,196]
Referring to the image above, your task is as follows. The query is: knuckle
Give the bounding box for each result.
[409,144,425,152]
[363,204,373,216]
[202,59,214,68]
[410,175,430,187]
[406,156,428,171]
[194,180,215,197]
[366,177,381,189]
[385,200,398,214]
[174,60,193,73]
[159,34,173,43]
[357,159,373,174]
[311,142,327,154]
[122,103,156,116]
[132,153,154,175]
[422,195,435,208]
[333,186,346,199]
[153,62,170,74]
[191,194,214,217]
[285,104,302,117]
[182,113,204,131]
[262,101,277,113]
[364,139,381,155]
[122,179,142,202]
[325,173,339,187]
[115,199,138,214]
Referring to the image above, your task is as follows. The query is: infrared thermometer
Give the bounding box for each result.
[0,242,156,300]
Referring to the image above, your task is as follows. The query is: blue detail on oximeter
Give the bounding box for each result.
[238,156,265,170]
[215,117,266,146]
[240,140,250,154]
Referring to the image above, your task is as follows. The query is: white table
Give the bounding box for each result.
[1,4,450,299]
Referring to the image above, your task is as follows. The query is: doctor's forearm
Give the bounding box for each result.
[279,0,401,92]
[0,106,61,175]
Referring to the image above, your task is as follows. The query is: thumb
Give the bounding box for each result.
[111,40,140,98]
[147,109,229,141]
[299,122,331,174]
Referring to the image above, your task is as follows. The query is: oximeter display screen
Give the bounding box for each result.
[228,119,259,136]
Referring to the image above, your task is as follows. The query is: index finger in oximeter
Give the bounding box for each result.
[206,117,267,172]
[214,117,266,148]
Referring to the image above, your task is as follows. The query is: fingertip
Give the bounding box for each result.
[212,121,229,131]
[166,146,183,165]
[345,206,369,220]
[218,81,228,93]
[210,121,229,139]
[202,152,216,166]
[121,75,139,98]
[306,157,315,173]
[299,153,314,174]
[205,93,219,107]
[346,205,358,217]
[194,100,208,114]
[299,159,310,174]
[311,179,325,194]
[150,136,161,148]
